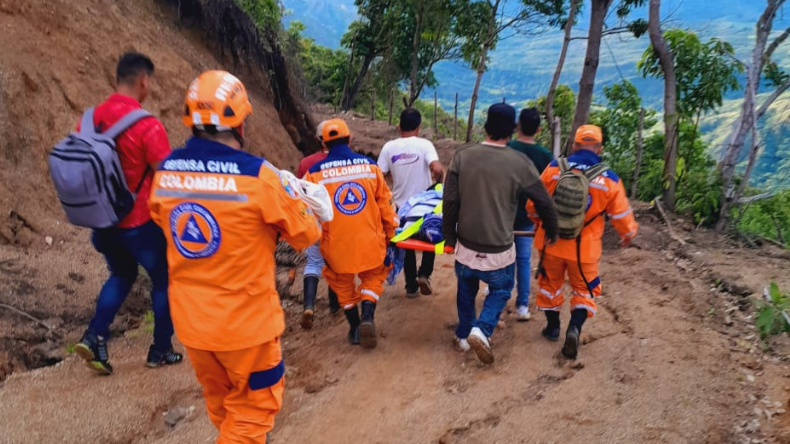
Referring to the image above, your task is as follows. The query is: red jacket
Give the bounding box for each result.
[78,93,171,228]
[297,150,328,178]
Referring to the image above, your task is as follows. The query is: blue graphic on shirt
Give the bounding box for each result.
[334,182,368,215]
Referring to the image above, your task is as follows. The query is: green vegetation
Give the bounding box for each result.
[234,0,280,32]
[756,283,790,342]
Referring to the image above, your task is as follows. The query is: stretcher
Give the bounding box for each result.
[392,231,535,255]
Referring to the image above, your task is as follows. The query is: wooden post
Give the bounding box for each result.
[370,89,375,121]
[388,90,394,126]
[453,92,458,141]
[552,117,561,159]
[631,108,645,198]
[434,91,439,137]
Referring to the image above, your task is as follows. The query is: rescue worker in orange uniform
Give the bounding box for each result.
[148,71,322,443]
[304,119,399,349]
[528,125,638,360]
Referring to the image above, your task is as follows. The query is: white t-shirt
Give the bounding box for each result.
[378,136,439,207]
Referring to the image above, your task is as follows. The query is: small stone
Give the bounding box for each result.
[45,236,53,246]
[163,406,192,427]
[747,374,756,383]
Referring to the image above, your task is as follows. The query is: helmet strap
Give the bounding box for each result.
[232,128,245,148]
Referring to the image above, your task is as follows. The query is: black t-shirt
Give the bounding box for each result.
[507,140,553,227]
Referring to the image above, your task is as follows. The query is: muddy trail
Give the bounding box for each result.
[2,203,790,444]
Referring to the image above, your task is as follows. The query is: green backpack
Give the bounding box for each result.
[552,158,609,239]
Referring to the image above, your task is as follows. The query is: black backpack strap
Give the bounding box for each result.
[133,165,152,195]
[584,162,609,181]
[557,157,569,174]
[102,109,152,140]
[79,108,97,135]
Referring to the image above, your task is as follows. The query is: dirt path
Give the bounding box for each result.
[2,211,788,444]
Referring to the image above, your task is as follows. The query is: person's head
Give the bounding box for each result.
[321,118,352,149]
[517,107,541,138]
[572,124,604,154]
[116,52,155,103]
[315,120,329,150]
[399,108,422,135]
[183,70,253,149]
[484,103,516,142]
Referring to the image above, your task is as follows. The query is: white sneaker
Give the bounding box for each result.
[467,327,494,364]
[516,306,531,322]
[454,337,470,352]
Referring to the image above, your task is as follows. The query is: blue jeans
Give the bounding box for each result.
[89,220,173,352]
[514,222,534,308]
[455,262,516,339]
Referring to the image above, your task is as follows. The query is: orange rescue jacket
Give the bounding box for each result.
[304,144,398,274]
[528,149,638,263]
[148,137,321,351]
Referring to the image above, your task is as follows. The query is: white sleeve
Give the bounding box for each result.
[424,141,439,165]
[378,144,391,173]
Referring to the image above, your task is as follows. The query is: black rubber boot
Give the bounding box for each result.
[344,306,361,345]
[300,276,319,330]
[328,287,342,315]
[359,301,377,349]
[562,309,588,360]
[541,310,561,342]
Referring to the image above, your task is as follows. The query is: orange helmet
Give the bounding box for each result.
[321,118,351,143]
[183,70,252,131]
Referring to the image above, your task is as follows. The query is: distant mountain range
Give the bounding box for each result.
[282,0,790,189]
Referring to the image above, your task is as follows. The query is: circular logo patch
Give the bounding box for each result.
[170,202,221,259]
[333,182,367,216]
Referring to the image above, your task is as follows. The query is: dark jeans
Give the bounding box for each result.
[404,250,435,293]
[514,221,534,308]
[88,220,173,352]
[455,261,516,339]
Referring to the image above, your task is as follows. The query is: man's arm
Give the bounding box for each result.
[142,119,172,170]
[605,178,639,246]
[442,156,460,247]
[522,180,558,243]
[429,161,444,184]
[260,170,322,251]
[375,169,399,239]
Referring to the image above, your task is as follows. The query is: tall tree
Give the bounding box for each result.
[462,0,565,142]
[645,0,678,209]
[339,0,401,110]
[717,0,790,233]
[545,0,579,146]
[639,28,741,210]
[565,0,647,155]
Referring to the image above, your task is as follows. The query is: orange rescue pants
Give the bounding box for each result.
[536,253,601,317]
[324,264,390,310]
[185,338,285,444]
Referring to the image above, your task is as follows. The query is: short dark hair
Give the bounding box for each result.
[116,52,154,85]
[399,108,422,132]
[325,137,351,148]
[518,107,541,137]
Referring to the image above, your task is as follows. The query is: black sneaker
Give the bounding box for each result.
[541,326,560,342]
[562,326,580,360]
[75,332,113,375]
[146,346,184,368]
[417,276,433,296]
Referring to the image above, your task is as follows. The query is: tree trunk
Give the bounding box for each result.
[453,92,458,140]
[716,1,782,232]
[340,29,359,110]
[409,2,425,106]
[648,0,679,211]
[631,108,645,198]
[341,53,375,110]
[546,0,578,144]
[465,48,489,142]
[565,0,613,155]
[465,0,499,142]
[552,116,561,159]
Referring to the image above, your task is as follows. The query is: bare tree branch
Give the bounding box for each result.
[757,76,790,118]
[765,25,790,61]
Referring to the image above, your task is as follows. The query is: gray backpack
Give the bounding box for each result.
[552,157,609,239]
[49,108,152,229]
